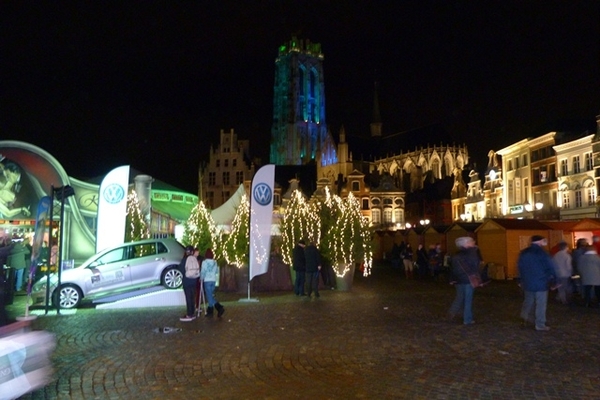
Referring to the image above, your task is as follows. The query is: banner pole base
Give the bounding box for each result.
[238,281,259,302]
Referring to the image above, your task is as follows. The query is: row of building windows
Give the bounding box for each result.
[208,171,245,186]
[371,208,404,225]
[559,153,593,176]
[561,187,596,209]
[215,159,238,168]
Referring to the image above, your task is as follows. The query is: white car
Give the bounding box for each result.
[31,238,185,309]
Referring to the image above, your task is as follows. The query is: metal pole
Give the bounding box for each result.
[44,186,54,315]
[55,186,66,315]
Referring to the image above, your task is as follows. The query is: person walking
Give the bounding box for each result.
[180,246,199,322]
[552,241,572,305]
[416,244,428,279]
[577,245,600,308]
[517,235,556,331]
[201,249,224,317]
[402,243,414,279]
[8,237,30,292]
[292,239,306,296]
[0,236,14,327]
[447,237,481,325]
[304,241,322,298]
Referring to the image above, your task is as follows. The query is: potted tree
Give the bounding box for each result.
[281,188,372,291]
[221,193,250,292]
[317,190,372,290]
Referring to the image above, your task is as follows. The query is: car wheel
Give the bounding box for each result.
[162,266,182,289]
[53,284,82,309]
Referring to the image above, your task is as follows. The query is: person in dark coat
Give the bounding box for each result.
[517,235,556,331]
[402,243,414,279]
[447,237,481,325]
[304,241,322,298]
[292,239,306,296]
[8,237,30,292]
[0,236,14,327]
[416,244,429,279]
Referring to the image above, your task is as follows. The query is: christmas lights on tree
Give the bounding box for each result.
[222,193,250,267]
[280,190,320,265]
[280,187,373,277]
[125,190,150,243]
[182,200,221,258]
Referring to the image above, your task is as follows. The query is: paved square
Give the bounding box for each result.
[9,265,600,399]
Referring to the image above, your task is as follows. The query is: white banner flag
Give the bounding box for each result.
[96,165,130,253]
[249,164,275,281]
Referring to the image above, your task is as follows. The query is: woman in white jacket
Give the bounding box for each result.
[200,249,224,317]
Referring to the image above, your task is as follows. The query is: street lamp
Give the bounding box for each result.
[45,185,75,315]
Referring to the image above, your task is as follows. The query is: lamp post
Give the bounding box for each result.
[47,185,75,314]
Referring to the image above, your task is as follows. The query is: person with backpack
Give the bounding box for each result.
[180,245,200,322]
[200,249,224,318]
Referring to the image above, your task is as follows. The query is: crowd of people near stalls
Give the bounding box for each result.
[389,241,452,281]
[554,235,600,308]
[387,235,600,308]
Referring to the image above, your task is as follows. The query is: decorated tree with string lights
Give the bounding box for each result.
[125,190,150,242]
[317,189,373,277]
[280,187,373,279]
[222,193,250,267]
[280,190,320,265]
[182,200,220,258]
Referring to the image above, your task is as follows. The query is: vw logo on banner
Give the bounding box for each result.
[103,183,125,204]
[253,183,272,206]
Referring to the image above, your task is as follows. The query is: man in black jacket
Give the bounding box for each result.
[304,241,322,298]
[447,237,481,325]
[292,239,306,296]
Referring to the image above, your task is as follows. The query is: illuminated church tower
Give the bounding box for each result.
[270,37,329,165]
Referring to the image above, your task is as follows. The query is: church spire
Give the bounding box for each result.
[370,80,382,137]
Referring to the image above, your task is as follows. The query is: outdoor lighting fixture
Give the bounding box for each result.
[420,219,430,226]
[535,202,544,211]
[405,223,412,229]
[524,202,533,212]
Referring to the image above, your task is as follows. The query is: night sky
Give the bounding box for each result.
[1,2,598,194]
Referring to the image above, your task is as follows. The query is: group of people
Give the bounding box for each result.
[554,236,600,308]
[390,242,447,280]
[180,246,224,322]
[292,239,325,298]
[448,233,600,332]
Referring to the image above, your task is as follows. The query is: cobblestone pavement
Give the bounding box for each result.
[7,265,600,400]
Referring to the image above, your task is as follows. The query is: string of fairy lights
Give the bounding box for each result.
[126,191,150,241]
[182,199,221,258]
[281,188,373,277]
[180,188,372,278]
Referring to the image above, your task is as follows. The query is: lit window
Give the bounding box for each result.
[573,156,580,174]
[585,153,593,171]
[560,159,568,176]
[563,192,570,209]
[575,190,582,208]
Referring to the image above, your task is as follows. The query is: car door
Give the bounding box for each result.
[85,246,132,295]
[128,242,161,287]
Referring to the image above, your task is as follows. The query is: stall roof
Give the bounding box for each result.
[544,218,600,231]
[476,218,551,231]
[445,222,482,233]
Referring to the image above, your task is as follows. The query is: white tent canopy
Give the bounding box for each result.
[210,184,246,228]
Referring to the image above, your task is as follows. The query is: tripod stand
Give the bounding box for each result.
[196,279,206,317]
